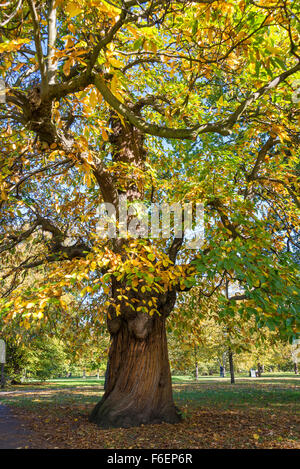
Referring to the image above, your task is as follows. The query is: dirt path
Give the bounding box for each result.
[0,404,50,449]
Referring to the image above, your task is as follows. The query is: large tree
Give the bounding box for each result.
[0,0,299,428]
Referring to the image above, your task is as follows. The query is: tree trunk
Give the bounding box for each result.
[294,362,299,375]
[228,349,235,384]
[1,363,5,389]
[222,352,226,377]
[88,116,181,428]
[89,314,181,428]
[194,345,199,380]
[257,362,262,377]
[195,361,199,380]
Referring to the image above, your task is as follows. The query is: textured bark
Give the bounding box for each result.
[89,314,181,428]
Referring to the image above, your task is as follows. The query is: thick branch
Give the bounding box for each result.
[86,10,127,74]
[226,62,300,129]
[168,237,184,263]
[0,222,38,254]
[0,243,91,282]
[256,176,300,209]
[93,62,300,140]
[27,0,48,91]
[247,137,279,181]
[207,199,243,239]
[47,0,57,85]
[7,159,71,194]
[94,74,231,139]
[0,0,22,27]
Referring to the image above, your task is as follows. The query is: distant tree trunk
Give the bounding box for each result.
[228,349,235,384]
[195,361,199,380]
[21,368,27,383]
[82,368,86,379]
[294,362,299,375]
[96,369,100,380]
[194,345,199,380]
[90,312,181,428]
[257,362,262,377]
[222,352,227,377]
[1,363,5,389]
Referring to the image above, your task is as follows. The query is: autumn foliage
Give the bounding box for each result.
[0,0,299,428]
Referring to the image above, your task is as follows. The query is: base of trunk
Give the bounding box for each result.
[89,396,181,429]
[89,315,181,428]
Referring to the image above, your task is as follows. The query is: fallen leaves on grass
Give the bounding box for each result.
[12,405,300,450]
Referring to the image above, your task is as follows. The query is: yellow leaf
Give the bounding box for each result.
[110,74,119,94]
[59,298,67,309]
[1,189,7,201]
[101,128,109,141]
[63,58,72,76]
[109,57,123,68]
[68,23,76,34]
[66,3,82,17]
[127,25,140,39]
[149,41,157,53]
[132,278,139,288]
[89,90,98,108]
[39,299,48,308]
[90,261,97,271]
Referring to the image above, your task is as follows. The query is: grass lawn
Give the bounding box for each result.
[0,373,299,449]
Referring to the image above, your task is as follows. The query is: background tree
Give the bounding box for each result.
[3,333,69,381]
[169,289,298,378]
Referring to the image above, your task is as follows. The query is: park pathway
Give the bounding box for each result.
[0,404,49,449]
